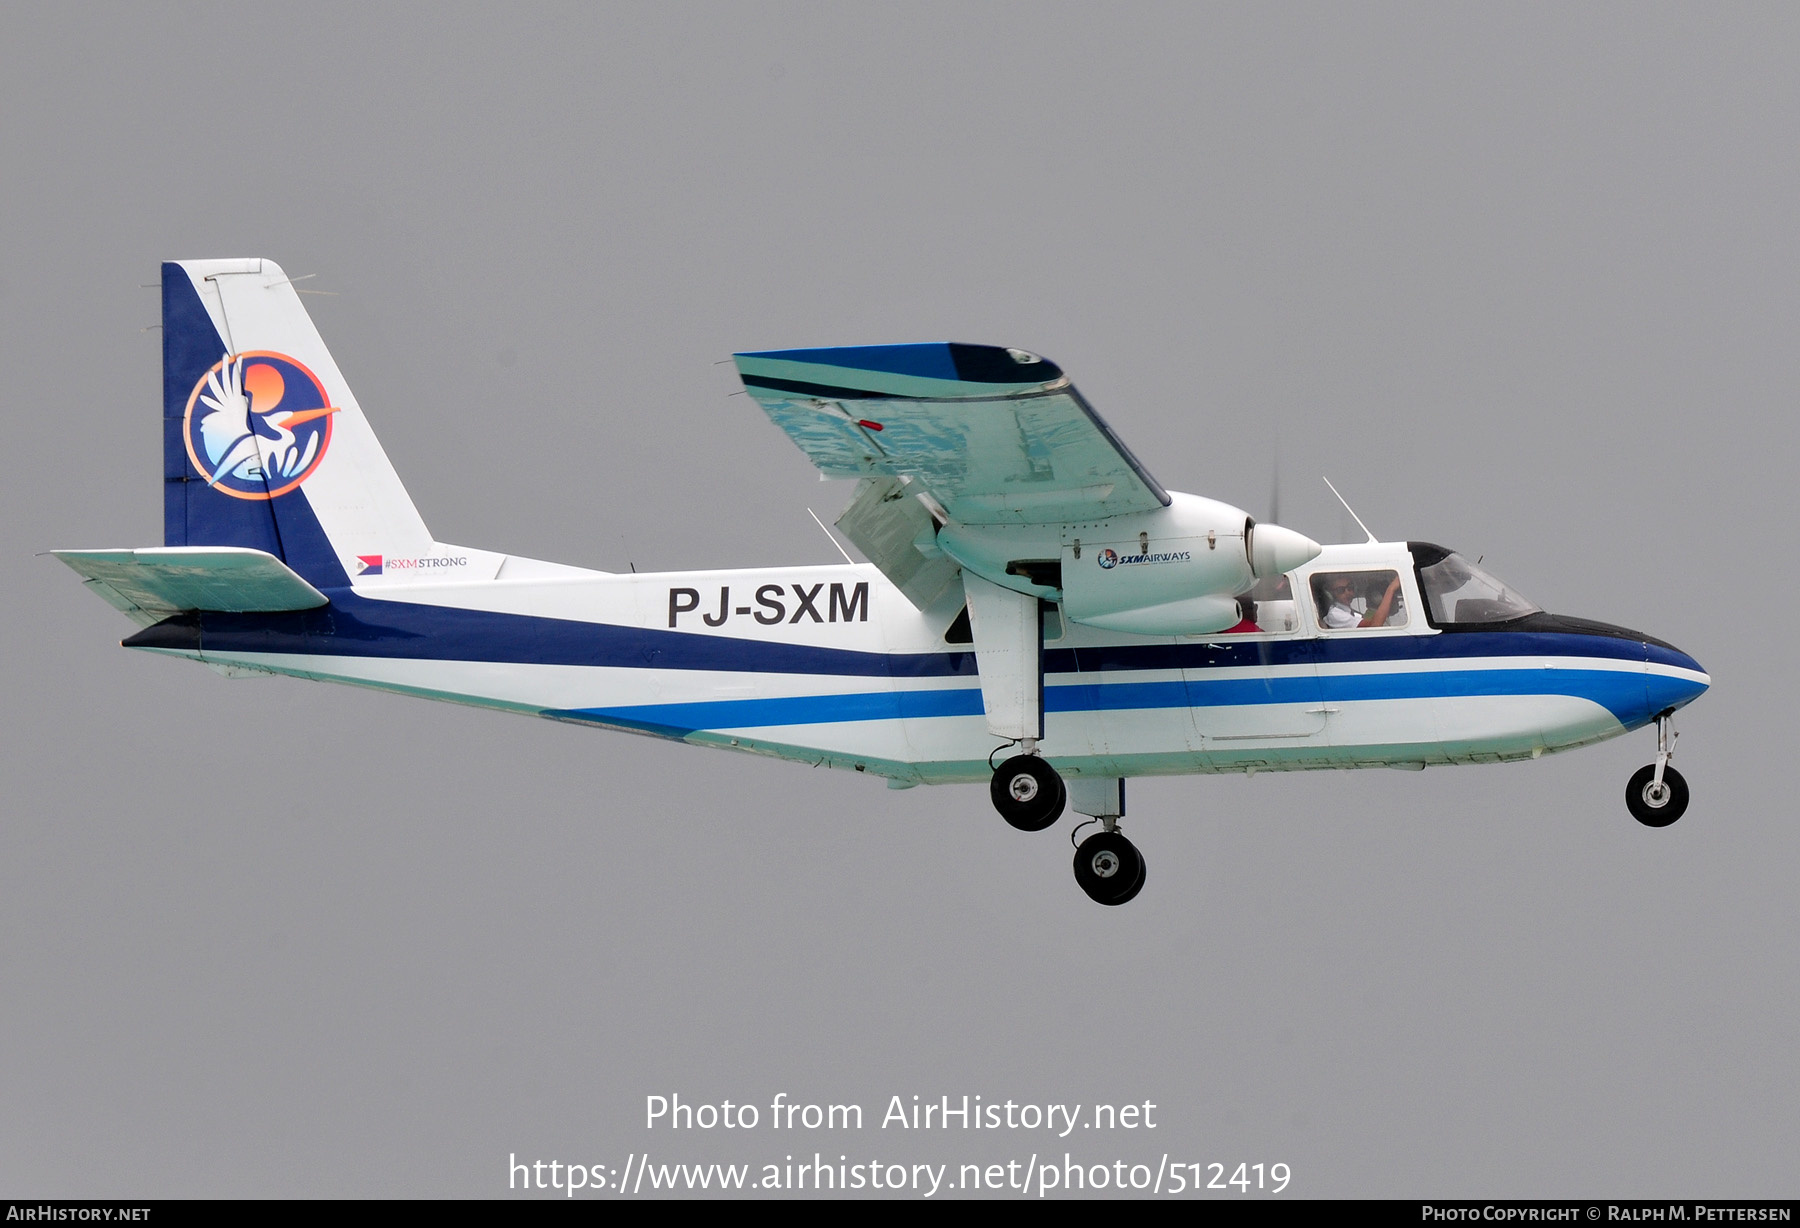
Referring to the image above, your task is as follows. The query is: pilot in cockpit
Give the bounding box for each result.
[1314,572,1404,629]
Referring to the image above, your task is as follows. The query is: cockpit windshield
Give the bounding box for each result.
[1410,543,1541,625]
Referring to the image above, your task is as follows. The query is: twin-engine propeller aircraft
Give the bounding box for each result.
[56,259,1710,904]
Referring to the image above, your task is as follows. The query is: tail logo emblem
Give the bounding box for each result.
[183,352,338,500]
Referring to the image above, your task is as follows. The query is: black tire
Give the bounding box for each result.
[990,755,1065,832]
[1112,854,1147,905]
[1073,830,1146,905]
[1626,764,1689,827]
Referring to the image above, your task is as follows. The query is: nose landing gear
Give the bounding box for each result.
[1627,711,1689,827]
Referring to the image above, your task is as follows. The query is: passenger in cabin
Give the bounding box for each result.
[1224,595,1260,633]
[1314,571,1404,629]
[1239,573,1298,633]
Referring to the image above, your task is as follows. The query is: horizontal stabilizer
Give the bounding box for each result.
[52,547,328,624]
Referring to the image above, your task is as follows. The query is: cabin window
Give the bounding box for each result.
[1310,570,1408,630]
[1237,573,1301,633]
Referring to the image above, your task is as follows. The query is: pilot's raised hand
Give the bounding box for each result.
[1361,575,1404,627]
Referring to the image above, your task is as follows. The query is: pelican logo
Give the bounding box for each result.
[1097,548,1119,569]
[183,352,338,500]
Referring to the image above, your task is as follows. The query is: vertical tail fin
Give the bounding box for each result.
[161,258,458,588]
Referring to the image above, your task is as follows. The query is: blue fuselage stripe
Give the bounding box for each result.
[162,593,1704,735]
[550,666,1677,735]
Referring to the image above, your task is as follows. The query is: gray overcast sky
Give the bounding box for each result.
[3,2,1796,1199]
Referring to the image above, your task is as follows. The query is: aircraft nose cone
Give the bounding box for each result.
[1539,612,1709,722]
[1647,641,1710,713]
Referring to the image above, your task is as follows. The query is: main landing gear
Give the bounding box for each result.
[990,747,1065,832]
[1072,823,1146,906]
[1627,710,1689,828]
[989,749,1145,904]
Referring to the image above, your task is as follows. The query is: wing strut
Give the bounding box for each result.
[962,572,1044,745]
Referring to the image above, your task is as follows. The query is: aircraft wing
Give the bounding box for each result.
[734,343,1170,526]
[52,547,329,626]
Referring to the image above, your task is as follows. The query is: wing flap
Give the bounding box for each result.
[52,547,329,619]
[735,343,1168,526]
[832,476,959,610]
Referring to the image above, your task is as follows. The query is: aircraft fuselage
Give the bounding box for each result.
[123,542,1708,789]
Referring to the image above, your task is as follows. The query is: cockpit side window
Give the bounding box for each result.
[1311,570,1408,630]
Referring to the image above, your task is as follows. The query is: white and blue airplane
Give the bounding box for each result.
[56,258,1710,904]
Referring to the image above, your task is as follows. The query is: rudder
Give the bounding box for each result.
[160,258,445,589]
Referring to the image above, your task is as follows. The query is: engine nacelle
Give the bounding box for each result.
[936,492,1323,637]
[1059,493,1263,634]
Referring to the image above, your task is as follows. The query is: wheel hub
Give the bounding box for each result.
[1090,850,1121,879]
[1009,774,1040,803]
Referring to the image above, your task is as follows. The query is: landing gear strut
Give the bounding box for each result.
[1627,710,1689,827]
[1073,822,1146,906]
[990,745,1065,832]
